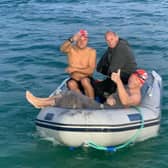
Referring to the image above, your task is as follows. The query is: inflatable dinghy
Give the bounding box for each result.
[35,71,162,150]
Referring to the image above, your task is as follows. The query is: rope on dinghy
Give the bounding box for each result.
[85,106,144,152]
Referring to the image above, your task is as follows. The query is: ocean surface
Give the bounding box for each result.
[0,0,168,167]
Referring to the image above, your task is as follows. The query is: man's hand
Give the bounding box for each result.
[72,32,81,42]
[111,69,121,84]
[65,66,75,73]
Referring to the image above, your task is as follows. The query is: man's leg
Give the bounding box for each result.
[26,91,57,108]
[104,78,117,94]
[67,79,81,94]
[93,78,117,102]
[57,91,100,109]
[93,79,106,99]
[80,77,94,99]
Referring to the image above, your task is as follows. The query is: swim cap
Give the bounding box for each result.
[79,29,88,38]
[133,69,148,84]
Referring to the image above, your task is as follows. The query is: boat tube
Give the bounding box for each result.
[35,71,162,149]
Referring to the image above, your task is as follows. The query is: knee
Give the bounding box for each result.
[67,80,78,89]
[80,78,91,87]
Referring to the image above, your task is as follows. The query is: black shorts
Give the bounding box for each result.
[94,78,117,100]
[67,77,96,93]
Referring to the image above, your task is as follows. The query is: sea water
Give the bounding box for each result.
[0,0,168,167]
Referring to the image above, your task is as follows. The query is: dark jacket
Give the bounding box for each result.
[97,39,137,79]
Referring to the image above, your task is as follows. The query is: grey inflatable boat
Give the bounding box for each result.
[35,71,162,148]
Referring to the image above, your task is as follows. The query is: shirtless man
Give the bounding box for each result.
[106,69,148,107]
[25,69,148,109]
[60,30,96,99]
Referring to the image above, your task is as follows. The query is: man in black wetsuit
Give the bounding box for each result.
[95,31,137,101]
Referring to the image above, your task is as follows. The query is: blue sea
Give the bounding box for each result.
[0,0,168,167]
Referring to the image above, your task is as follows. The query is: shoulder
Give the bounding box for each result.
[87,47,96,52]
[117,39,133,53]
[117,39,130,48]
[86,47,96,56]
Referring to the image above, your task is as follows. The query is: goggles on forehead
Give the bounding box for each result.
[133,71,147,84]
[79,30,88,38]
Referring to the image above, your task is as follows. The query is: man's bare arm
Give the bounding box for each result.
[111,69,141,106]
[60,32,81,53]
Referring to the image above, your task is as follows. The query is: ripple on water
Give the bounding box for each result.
[0,0,168,167]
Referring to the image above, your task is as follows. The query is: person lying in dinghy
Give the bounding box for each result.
[25,69,148,109]
[106,69,148,107]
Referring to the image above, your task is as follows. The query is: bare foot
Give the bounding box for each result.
[26,91,42,109]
